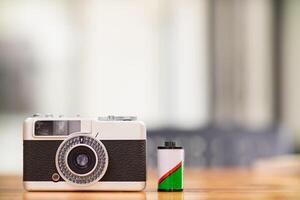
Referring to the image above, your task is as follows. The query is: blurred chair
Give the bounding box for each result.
[147,124,291,167]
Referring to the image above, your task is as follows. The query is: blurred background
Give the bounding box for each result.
[0,0,300,174]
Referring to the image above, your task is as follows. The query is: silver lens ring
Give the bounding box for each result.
[55,134,109,186]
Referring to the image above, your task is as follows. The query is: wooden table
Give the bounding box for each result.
[1,169,299,200]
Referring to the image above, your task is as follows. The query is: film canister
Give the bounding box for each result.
[157,141,184,191]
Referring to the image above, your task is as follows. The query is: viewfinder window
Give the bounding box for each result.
[34,120,81,136]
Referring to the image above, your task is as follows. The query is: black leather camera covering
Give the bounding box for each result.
[23,140,146,182]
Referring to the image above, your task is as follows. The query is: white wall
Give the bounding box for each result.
[75,0,210,128]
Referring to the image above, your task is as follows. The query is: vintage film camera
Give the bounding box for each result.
[23,115,146,191]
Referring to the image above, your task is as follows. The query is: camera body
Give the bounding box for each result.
[23,115,146,191]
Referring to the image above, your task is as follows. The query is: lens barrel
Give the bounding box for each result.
[55,134,109,185]
[67,145,97,175]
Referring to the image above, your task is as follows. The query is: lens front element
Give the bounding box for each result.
[67,145,97,175]
[76,154,89,167]
[56,134,109,185]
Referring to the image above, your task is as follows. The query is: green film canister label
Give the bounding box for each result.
[157,148,184,191]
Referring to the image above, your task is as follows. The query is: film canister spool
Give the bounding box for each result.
[157,141,184,191]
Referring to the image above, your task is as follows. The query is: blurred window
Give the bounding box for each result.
[0,0,210,129]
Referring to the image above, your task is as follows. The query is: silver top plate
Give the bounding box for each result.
[98,116,137,121]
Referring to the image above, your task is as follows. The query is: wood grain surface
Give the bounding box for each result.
[0,168,299,200]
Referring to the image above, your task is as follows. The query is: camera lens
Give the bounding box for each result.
[56,135,108,185]
[67,145,97,175]
[76,154,89,167]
